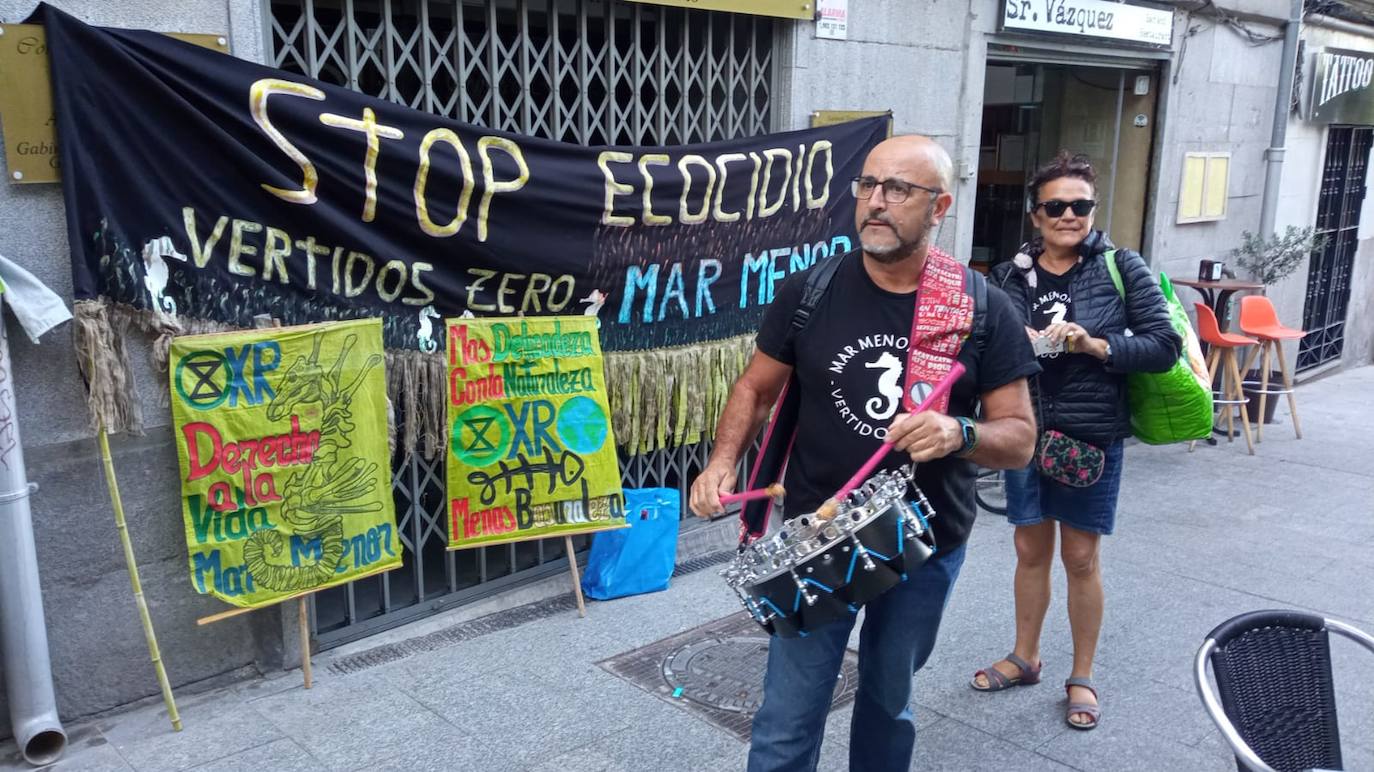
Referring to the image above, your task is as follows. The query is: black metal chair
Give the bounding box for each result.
[1194,609,1374,772]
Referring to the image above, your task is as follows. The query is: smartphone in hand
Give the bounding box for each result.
[1032,334,1066,357]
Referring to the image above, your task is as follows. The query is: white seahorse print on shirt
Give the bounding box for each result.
[864,351,905,421]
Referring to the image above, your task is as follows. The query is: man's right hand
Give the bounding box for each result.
[689,462,739,519]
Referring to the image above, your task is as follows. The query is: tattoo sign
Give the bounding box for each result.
[170,318,400,608]
[444,316,626,549]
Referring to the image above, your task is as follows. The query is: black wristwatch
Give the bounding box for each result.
[954,416,978,457]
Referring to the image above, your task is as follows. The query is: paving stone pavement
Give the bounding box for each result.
[6,366,1373,772]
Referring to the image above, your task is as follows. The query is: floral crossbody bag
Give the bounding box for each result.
[1035,425,1106,488]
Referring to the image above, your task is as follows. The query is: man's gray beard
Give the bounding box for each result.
[862,203,938,264]
[863,225,931,264]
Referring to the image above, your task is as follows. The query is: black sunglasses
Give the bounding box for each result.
[1033,199,1096,218]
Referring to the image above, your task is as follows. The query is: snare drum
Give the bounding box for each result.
[721,467,936,637]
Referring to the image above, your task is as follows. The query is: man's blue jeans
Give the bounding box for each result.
[746,543,967,772]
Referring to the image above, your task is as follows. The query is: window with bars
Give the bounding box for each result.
[265,0,779,645]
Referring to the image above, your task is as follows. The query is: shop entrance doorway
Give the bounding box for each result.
[972,60,1160,271]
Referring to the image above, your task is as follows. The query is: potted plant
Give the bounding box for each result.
[1232,226,1327,288]
[1230,226,1327,423]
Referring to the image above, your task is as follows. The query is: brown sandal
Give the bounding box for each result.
[1064,677,1100,730]
[970,653,1042,691]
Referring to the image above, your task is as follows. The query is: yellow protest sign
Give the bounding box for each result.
[445,317,625,549]
[169,318,400,608]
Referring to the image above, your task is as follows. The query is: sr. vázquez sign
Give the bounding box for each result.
[1310,48,1374,124]
[999,0,1173,48]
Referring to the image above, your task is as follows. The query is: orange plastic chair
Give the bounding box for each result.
[1237,296,1308,442]
[1191,303,1255,455]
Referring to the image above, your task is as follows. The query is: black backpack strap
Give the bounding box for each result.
[791,249,851,332]
[962,264,988,356]
[790,252,985,350]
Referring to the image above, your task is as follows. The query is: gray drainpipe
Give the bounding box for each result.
[0,298,67,767]
[1259,0,1304,237]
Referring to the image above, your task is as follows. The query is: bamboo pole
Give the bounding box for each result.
[298,597,313,689]
[97,428,182,732]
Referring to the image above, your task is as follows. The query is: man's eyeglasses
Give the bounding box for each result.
[851,176,941,204]
[1033,199,1096,218]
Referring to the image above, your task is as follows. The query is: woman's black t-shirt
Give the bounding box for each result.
[1030,261,1078,395]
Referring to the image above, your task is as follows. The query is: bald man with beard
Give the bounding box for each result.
[690,136,1039,772]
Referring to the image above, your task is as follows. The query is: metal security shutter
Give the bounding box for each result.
[1299,125,1371,372]
[265,0,776,145]
[265,0,777,647]
[986,41,1168,71]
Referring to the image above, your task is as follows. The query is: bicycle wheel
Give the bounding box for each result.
[974,467,1007,516]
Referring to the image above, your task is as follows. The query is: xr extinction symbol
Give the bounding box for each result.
[174,351,228,410]
[452,404,512,467]
[466,415,500,454]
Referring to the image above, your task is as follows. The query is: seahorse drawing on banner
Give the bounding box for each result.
[243,332,385,592]
[578,289,607,329]
[578,289,607,316]
[141,236,187,319]
[417,305,441,352]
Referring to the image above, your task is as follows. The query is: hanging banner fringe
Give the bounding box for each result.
[73,300,143,437]
[73,299,753,457]
[605,333,755,456]
[384,348,446,460]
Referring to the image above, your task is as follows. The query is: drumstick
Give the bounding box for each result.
[816,362,966,520]
[719,483,786,506]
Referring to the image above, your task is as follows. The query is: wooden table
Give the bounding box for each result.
[1171,278,1264,331]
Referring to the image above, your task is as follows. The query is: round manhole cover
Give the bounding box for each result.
[661,636,848,714]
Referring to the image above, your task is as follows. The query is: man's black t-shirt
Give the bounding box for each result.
[755,253,1039,549]
[1030,261,1077,395]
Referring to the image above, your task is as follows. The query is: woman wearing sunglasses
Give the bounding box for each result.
[972,152,1180,731]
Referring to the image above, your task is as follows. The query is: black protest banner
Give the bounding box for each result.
[43,4,884,454]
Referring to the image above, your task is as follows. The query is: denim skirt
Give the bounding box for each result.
[1004,439,1124,535]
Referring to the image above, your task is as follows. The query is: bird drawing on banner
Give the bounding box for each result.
[417,305,441,353]
[141,236,187,319]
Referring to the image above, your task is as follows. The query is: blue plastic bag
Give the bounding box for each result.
[581,488,680,600]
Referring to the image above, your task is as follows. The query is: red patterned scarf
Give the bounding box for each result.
[903,246,974,414]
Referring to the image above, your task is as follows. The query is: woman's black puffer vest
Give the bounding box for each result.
[990,231,1182,447]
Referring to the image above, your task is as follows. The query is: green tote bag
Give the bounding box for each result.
[1104,251,1215,445]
